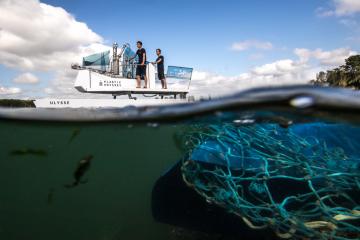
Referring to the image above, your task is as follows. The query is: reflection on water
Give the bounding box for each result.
[0,86,359,239]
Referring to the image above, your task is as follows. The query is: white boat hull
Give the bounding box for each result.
[34,98,188,108]
[74,68,189,95]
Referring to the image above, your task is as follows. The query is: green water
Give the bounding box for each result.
[1,85,360,240]
[0,121,182,240]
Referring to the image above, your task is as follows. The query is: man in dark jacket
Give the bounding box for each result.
[152,48,167,89]
[134,41,147,88]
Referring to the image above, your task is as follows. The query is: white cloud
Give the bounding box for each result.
[317,1,360,42]
[294,47,356,66]
[231,40,273,51]
[190,67,317,98]
[190,63,313,98]
[0,86,22,95]
[0,0,112,98]
[190,47,356,97]
[13,73,39,84]
[334,0,360,16]
[317,0,360,17]
[251,59,303,76]
[0,0,104,71]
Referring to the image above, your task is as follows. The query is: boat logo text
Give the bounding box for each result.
[99,80,121,87]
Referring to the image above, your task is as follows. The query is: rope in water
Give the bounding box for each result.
[180,123,360,239]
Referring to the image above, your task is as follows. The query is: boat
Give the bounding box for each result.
[35,43,194,108]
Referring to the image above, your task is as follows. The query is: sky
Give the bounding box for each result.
[0,0,360,98]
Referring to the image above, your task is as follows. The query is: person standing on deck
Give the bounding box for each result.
[130,41,147,88]
[152,49,167,89]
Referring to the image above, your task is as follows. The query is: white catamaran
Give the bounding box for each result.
[35,43,193,108]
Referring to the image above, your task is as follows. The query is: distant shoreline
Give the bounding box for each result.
[0,99,35,108]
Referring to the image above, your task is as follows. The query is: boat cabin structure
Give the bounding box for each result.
[72,43,193,100]
[35,43,193,108]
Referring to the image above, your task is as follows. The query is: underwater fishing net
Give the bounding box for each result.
[180,123,360,239]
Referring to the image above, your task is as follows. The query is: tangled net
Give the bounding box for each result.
[180,123,360,239]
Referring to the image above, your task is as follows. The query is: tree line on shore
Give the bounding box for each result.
[0,99,35,108]
[311,55,360,89]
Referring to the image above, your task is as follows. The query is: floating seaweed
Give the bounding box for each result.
[68,128,81,143]
[10,148,47,156]
[65,155,93,189]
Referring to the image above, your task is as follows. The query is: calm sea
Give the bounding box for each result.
[0,86,359,240]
